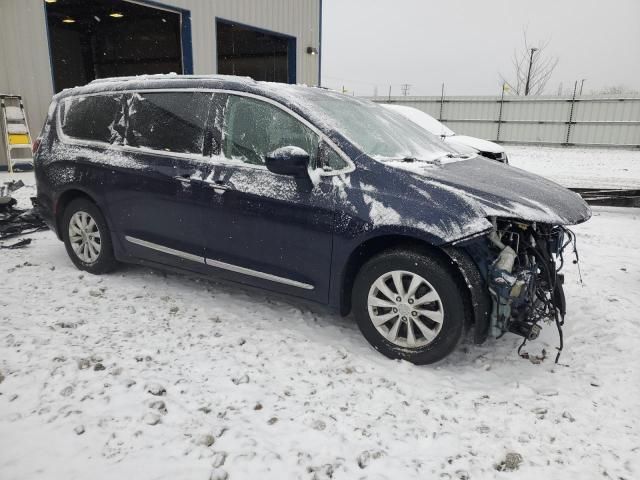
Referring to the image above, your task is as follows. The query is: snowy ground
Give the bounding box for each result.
[506,145,640,189]
[1,148,640,479]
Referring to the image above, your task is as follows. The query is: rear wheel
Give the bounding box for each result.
[62,198,117,274]
[352,249,466,364]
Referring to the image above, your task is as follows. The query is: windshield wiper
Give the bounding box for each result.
[401,156,440,164]
[434,153,472,161]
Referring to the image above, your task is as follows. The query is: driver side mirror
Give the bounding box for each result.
[265,146,310,178]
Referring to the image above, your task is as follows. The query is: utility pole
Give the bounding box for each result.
[524,47,538,96]
[439,83,445,121]
[497,82,506,141]
[579,78,586,95]
[566,80,578,144]
[400,84,411,96]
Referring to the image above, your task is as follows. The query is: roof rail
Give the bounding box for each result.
[88,74,255,85]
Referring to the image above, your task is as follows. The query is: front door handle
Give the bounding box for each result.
[201,178,232,194]
[174,175,192,187]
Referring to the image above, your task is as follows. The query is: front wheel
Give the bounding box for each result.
[352,249,466,364]
[62,198,117,274]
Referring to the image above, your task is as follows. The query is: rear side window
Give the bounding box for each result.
[127,92,211,155]
[60,95,122,144]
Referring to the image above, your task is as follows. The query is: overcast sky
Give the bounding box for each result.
[321,0,640,96]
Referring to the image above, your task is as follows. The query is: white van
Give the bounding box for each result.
[382,104,508,163]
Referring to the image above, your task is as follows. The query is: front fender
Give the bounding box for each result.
[327,168,494,311]
[330,169,493,247]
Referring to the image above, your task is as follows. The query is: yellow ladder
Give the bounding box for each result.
[1,95,34,173]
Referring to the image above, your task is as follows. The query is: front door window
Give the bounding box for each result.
[221,95,319,168]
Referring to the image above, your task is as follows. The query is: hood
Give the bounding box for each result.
[445,135,504,154]
[386,156,591,226]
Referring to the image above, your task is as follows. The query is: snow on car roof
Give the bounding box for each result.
[87,73,255,85]
[54,74,336,129]
[57,74,316,99]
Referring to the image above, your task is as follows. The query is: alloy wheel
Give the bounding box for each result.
[68,211,102,264]
[367,270,444,348]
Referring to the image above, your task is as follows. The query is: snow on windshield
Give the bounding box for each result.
[273,87,457,162]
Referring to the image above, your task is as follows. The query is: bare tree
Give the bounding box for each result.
[593,85,639,95]
[500,29,559,96]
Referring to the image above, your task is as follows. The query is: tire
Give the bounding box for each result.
[352,249,466,364]
[62,198,117,274]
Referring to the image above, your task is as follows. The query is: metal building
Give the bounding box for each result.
[0,0,322,167]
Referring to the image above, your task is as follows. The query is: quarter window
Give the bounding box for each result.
[60,95,122,144]
[319,142,349,172]
[127,92,211,155]
[222,95,319,167]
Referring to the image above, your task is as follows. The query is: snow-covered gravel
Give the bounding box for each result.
[507,145,640,189]
[1,156,639,479]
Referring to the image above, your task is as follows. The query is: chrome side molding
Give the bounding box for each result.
[125,236,204,263]
[204,256,314,290]
[124,236,314,290]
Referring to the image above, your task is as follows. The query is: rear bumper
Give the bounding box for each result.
[31,196,58,237]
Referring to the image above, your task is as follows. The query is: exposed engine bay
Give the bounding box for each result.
[484,217,580,362]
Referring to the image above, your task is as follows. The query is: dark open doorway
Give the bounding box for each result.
[216,19,296,84]
[45,0,192,93]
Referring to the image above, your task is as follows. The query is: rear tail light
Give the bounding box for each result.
[32,137,42,155]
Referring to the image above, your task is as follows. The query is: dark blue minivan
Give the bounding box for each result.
[33,75,590,364]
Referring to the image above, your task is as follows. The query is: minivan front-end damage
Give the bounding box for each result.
[457,216,581,362]
[384,156,591,360]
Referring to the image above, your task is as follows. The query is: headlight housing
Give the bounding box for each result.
[479,151,508,163]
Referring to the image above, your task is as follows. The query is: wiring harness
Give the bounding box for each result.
[487,219,580,363]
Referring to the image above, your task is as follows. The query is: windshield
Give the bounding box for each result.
[290,89,459,162]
